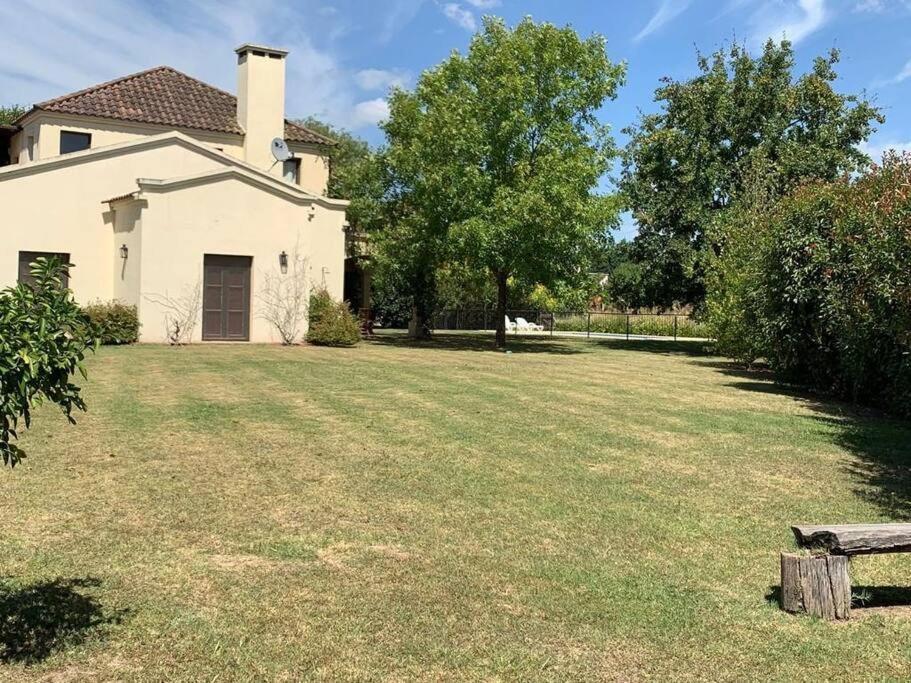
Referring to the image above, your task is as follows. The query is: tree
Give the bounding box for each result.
[293,118,385,236]
[621,40,883,308]
[379,87,455,338]
[0,258,96,467]
[0,105,26,126]
[382,17,625,347]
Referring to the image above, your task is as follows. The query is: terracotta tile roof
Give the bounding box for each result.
[30,66,334,146]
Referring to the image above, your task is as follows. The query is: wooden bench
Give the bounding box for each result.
[781,523,911,620]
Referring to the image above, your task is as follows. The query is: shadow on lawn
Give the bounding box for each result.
[368,332,584,354]
[765,584,911,610]
[698,359,911,521]
[0,577,127,665]
[370,332,711,356]
[589,338,713,356]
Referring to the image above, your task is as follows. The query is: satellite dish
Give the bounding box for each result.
[271,138,292,162]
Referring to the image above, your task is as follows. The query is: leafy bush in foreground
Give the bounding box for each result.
[0,258,95,466]
[708,153,911,415]
[307,289,361,347]
[82,300,139,345]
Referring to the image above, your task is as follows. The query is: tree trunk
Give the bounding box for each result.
[780,552,851,620]
[494,271,508,348]
[408,304,431,340]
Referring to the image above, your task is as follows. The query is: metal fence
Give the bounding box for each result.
[432,309,710,341]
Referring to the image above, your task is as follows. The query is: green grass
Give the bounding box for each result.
[2,333,911,680]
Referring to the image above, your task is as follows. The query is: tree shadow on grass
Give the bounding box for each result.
[766,584,911,611]
[369,332,713,356]
[0,577,127,665]
[589,338,714,357]
[368,332,584,354]
[696,359,911,521]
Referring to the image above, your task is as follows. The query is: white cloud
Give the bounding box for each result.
[354,68,411,91]
[853,0,911,11]
[442,3,478,31]
[0,0,409,133]
[465,0,500,7]
[874,58,911,87]
[634,0,692,43]
[860,138,911,162]
[749,0,828,46]
[378,0,426,44]
[352,98,391,127]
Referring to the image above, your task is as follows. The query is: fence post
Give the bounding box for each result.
[674,315,678,341]
[626,314,630,341]
[587,311,591,338]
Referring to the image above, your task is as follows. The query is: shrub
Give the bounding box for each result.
[82,300,139,345]
[0,257,96,466]
[308,287,335,328]
[307,289,361,347]
[707,153,911,415]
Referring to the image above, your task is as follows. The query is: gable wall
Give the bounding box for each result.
[0,141,230,302]
[135,176,344,343]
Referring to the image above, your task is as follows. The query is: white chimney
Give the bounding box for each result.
[235,43,288,174]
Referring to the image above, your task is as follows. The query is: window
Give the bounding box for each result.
[26,136,35,161]
[18,251,71,288]
[60,131,91,154]
[283,158,300,184]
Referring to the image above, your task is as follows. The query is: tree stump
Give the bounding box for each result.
[780,552,851,620]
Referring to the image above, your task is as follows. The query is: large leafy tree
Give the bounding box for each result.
[382,17,625,346]
[621,40,883,308]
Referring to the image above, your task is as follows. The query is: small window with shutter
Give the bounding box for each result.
[60,131,91,154]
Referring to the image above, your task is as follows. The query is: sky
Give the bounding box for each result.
[2,0,910,239]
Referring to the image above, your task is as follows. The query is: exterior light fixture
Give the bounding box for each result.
[279,250,289,274]
[120,244,129,260]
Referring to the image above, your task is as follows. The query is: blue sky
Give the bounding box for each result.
[2,0,910,238]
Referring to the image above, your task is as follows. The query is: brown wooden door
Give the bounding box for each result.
[203,255,252,341]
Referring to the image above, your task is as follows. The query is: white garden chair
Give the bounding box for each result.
[516,317,544,332]
[504,315,517,332]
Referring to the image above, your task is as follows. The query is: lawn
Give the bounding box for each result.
[2,334,911,680]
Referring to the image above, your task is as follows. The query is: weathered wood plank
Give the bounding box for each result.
[792,524,911,556]
[780,552,851,620]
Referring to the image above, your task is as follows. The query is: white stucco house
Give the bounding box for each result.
[0,44,356,342]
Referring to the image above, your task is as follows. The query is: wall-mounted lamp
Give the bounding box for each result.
[120,244,129,260]
[279,250,289,274]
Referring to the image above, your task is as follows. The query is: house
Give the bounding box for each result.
[0,44,353,342]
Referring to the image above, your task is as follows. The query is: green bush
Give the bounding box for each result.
[307,289,361,347]
[82,300,139,345]
[708,153,911,415]
[0,257,96,466]
[308,287,335,328]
